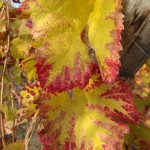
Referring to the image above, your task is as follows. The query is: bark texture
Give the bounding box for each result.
[119,0,150,78]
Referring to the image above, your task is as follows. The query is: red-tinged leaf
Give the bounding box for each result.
[34,39,92,94]
[19,0,96,93]
[18,85,40,121]
[88,0,124,83]
[36,74,138,149]
[19,0,124,93]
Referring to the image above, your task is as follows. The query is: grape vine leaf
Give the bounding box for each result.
[21,55,37,80]
[37,74,138,149]
[1,104,17,121]
[88,0,124,83]
[18,19,31,39]
[18,85,39,121]
[20,0,95,93]
[19,0,96,44]
[124,94,150,149]
[20,0,123,93]
[35,38,91,93]
[10,37,30,59]
[12,64,22,83]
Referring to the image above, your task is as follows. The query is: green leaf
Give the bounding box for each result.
[10,38,30,59]
[2,104,17,121]
[13,64,22,83]
[1,104,8,113]
[144,93,150,107]
[8,108,17,121]
[3,141,23,150]
[133,95,145,113]
[21,56,37,80]
[10,18,21,36]
[125,122,150,149]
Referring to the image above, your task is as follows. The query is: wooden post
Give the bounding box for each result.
[119,0,150,78]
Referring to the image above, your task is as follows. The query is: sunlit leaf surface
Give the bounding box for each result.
[20,0,123,93]
[37,72,138,149]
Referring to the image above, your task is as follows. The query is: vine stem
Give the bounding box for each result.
[0,59,7,148]
[23,111,40,150]
[0,0,10,148]
[10,74,16,143]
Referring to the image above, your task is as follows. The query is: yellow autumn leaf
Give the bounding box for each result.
[88,0,123,83]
